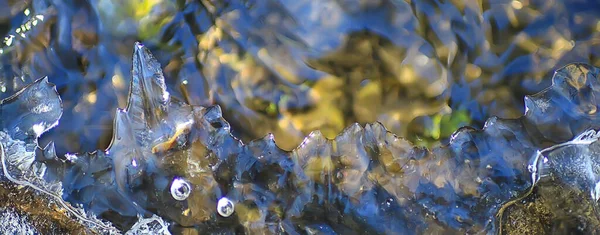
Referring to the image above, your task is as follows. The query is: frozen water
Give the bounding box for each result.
[126,215,170,235]
[4,44,600,234]
[0,208,38,234]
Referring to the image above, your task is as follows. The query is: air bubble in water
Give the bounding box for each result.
[217,197,234,217]
[170,178,191,201]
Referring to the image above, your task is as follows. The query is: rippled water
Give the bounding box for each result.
[1,0,599,154]
[2,0,600,234]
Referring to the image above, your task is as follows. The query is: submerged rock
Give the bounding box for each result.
[3,43,600,234]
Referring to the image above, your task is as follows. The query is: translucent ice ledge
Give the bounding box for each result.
[3,43,600,234]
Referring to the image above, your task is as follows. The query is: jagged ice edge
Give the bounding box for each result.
[5,42,600,233]
[118,44,600,232]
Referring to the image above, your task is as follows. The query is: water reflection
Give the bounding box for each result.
[1,0,600,153]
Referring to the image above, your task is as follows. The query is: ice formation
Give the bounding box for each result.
[0,78,119,233]
[0,75,167,233]
[2,43,600,234]
[0,208,38,234]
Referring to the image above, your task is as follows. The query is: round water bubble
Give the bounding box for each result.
[170,177,191,201]
[217,197,234,217]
